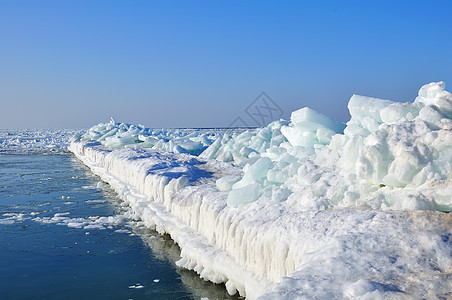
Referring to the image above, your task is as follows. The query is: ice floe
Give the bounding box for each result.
[0,211,128,232]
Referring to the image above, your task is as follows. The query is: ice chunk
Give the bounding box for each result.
[280,126,318,148]
[415,81,446,106]
[216,175,241,191]
[281,108,344,148]
[176,140,206,155]
[199,136,223,159]
[383,152,423,187]
[232,157,273,189]
[415,81,452,117]
[360,115,380,132]
[316,127,336,144]
[380,102,419,123]
[227,183,262,207]
[417,105,447,129]
[348,94,393,124]
[291,107,345,133]
[343,123,370,137]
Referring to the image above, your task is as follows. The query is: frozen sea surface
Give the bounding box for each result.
[0,154,237,299]
[0,129,84,154]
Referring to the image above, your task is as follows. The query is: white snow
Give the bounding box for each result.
[69,82,452,299]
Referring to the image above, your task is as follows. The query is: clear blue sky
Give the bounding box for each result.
[1,0,451,129]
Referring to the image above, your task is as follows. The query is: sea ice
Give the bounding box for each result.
[0,129,83,153]
[69,82,452,299]
[290,107,345,133]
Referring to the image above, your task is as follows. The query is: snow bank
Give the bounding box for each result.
[70,82,452,299]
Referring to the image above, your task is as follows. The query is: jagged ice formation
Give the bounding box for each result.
[69,82,452,299]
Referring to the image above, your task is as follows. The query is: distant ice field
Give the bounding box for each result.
[0,129,83,154]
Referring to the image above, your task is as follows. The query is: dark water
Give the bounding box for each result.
[0,154,236,300]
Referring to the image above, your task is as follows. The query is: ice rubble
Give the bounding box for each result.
[75,118,225,155]
[70,82,452,299]
[215,81,452,212]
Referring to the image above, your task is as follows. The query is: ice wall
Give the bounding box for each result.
[70,82,452,299]
[69,140,452,299]
[69,141,272,298]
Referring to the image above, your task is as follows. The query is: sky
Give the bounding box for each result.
[1,0,451,129]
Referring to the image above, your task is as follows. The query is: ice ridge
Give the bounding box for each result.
[69,82,452,299]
